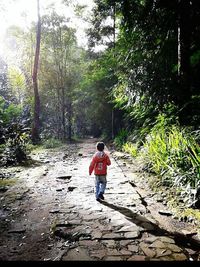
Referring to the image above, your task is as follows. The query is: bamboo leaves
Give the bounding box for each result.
[143,114,200,190]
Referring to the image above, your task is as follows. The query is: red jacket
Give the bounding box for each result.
[89,151,111,175]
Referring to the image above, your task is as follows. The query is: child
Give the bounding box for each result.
[89,142,111,201]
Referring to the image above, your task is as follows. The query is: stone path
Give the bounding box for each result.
[48,139,200,261]
[0,138,199,261]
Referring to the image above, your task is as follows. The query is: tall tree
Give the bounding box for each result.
[40,11,80,140]
[88,0,120,138]
[31,0,41,144]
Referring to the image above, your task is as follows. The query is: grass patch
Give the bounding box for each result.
[42,138,63,149]
[50,218,59,235]
[0,178,16,186]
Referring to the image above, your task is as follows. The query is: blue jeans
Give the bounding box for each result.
[95,175,107,199]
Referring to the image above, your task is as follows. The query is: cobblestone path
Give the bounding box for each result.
[0,138,199,261]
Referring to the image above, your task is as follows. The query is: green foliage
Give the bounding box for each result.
[0,179,16,187]
[1,124,30,166]
[113,92,159,143]
[141,113,200,205]
[114,129,128,149]
[26,143,41,153]
[42,138,63,149]
[77,49,117,138]
[8,67,26,104]
[0,96,30,166]
[190,50,200,67]
[112,76,129,109]
[38,11,82,140]
[0,96,22,125]
[3,104,22,124]
[122,142,138,157]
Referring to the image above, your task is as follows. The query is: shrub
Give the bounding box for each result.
[114,129,129,149]
[141,113,200,206]
[122,142,138,157]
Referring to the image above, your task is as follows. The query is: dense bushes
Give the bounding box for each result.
[114,114,200,207]
[0,96,30,166]
[142,115,200,207]
[143,115,200,183]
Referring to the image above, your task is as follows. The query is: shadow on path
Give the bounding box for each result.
[100,199,200,250]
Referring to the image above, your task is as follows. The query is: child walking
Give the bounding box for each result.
[89,142,111,201]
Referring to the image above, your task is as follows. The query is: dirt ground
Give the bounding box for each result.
[0,138,199,261]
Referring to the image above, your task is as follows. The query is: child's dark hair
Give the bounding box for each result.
[96,142,105,151]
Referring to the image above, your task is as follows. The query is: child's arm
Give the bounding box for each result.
[89,157,96,175]
[106,155,111,166]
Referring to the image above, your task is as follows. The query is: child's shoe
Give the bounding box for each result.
[98,193,104,200]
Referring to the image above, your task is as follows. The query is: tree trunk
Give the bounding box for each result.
[177,0,191,124]
[111,2,116,139]
[67,101,72,141]
[61,86,66,141]
[31,0,41,144]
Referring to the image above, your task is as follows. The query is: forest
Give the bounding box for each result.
[1,0,200,219]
